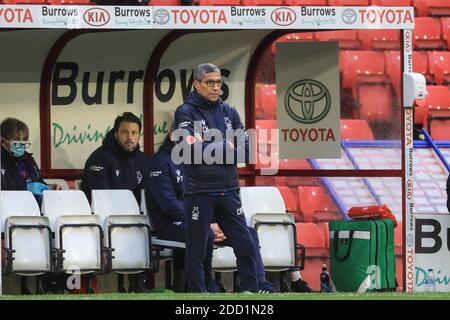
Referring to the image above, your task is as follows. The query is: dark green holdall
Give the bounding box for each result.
[329,219,396,292]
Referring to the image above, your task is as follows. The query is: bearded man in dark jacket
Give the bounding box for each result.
[80,112,147,203]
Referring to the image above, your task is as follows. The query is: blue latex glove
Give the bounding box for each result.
[26,181,49,197]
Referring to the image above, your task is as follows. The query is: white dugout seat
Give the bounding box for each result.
[140,189,185,251]
[0,191,52,275]
[41,190,102,274]
[240,186,304,272]
[43,179,70,190]
[212,185,288,273]
[91,189,152,273]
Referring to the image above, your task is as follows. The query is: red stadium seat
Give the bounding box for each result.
[429,119,450,140]
[48,0,90,3]
[413,51,431,82]
[316,222,330,248]
[296,223,325,248]
[384,51,432,99]
[271,33,315,55]
[413,18,446,50]
[358,30,400,50]
[315,30,361,50]
[243,0,284,5]
[414,0,450,17]
[423,86,450,137]
[428,51,450,86]
[370,0,411,5]
[297,186,340,223]
[340,119,375,140]
[278,186,298,215]
[278,159,311,170]
[424,86,450,138]
[328,0,369,5]
[357,84,394,122]
[285,0,326,5]
[255,119,278,170]
[295,222,329,291]
[425,85,450,113]
[197,0,241,5]
[383,50,402,99]
[258,84,277,119]
[415,100,428,126]
[340,50,387,89]
[3,0,47,3]
[442,18,450,50]
[150,0,180,4]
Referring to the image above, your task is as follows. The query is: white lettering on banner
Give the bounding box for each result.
[0,7,33,23]
[172,9,227,25]
[358,8,413,25]
[83,7,110,26]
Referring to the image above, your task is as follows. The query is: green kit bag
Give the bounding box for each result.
[329,219,396,292]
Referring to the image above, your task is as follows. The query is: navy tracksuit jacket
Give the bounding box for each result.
[174,91,258,293]
[145,137,215,281]
[1,147,46,191]
[80,130,147,203]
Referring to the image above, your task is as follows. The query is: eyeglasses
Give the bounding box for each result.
[200,79,223,88]
[10,141,31,149]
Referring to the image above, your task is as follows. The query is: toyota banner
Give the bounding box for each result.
[276,42,341,159]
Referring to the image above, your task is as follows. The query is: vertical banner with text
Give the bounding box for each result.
[276,42,340,159]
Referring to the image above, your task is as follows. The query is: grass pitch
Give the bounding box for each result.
[1,292,450,300]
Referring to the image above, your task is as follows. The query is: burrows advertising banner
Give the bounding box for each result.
[0,5,414,30]
[415,215,450,292]
[50,30,167,169]
[276,42,340,159]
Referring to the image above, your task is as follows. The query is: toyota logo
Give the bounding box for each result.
[154,8,170,25]
[341,8,357,24]
[284,79,331,124]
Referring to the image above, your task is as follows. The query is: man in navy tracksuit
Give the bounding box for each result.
[80,112,147,204]
[145,135,217,292]
[146,134,274,293]
[173,63,258,293]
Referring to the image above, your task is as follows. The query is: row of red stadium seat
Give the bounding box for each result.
[273,18,450,52]
[277,185,340,222]
[1,0,91,3]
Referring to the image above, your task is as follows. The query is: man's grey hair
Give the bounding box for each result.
[193,63,221,81]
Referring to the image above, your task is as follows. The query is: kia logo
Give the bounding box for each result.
[84,8,110,27]
[284,79,331,124]
[271,7,296,26]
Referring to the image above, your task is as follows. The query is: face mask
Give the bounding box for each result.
[9,143,26,158]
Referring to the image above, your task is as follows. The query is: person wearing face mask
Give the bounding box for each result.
[0,118,60,201]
